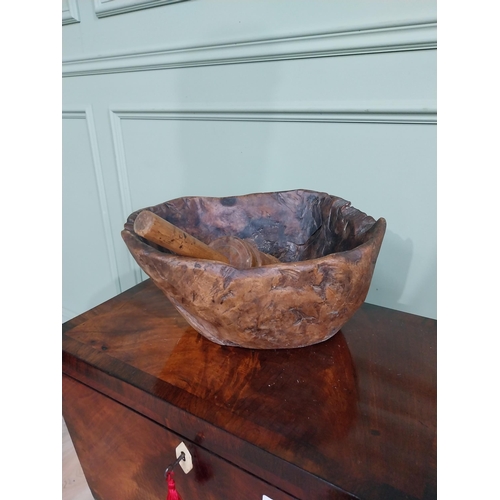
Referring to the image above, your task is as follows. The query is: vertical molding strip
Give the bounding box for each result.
[109,110,143,285]
[84,106,122,294]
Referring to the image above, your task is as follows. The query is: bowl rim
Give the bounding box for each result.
[122,189,386,271]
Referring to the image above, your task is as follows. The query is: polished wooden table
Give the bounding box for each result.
[62,279,436,500]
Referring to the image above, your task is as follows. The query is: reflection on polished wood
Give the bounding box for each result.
[63,279,436,499]
[63,374,295,500]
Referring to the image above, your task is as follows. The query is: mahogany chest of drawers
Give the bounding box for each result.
[62,279,436,500]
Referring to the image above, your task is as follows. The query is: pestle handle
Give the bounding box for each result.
[133,211,230,264]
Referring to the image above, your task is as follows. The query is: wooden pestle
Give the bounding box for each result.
[133,210,279,269]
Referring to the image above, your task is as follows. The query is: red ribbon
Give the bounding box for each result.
[166,471,182,500]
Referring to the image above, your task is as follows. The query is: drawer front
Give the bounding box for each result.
[63,374,296,500]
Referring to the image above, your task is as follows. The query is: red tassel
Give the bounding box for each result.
[166,471,182,500]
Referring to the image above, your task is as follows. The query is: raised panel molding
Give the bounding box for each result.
[95,0,188,18]
[109,106,436,284]
[63,108,121,294]
[109,110,143,285]
[63,22,436,77]
[62,0,80,25]
[112,108,437,126]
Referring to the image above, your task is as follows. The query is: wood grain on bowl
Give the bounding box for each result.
[134,210,279,269]
[122,189,386,349]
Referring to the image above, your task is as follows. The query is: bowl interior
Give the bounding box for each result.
[125,190,377,263]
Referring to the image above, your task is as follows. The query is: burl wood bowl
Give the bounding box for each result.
[122,189,386,349]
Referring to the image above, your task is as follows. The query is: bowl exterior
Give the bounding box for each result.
[122,190,386,349]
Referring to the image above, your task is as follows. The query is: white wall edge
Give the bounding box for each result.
[63,307,79,323]
[113,108,437,125]
[109,110,143,286]
[62,0,80,25]
[95,0,188,18]
[62,110,86,119]
[63,108,122,296]
[63,22,436,77]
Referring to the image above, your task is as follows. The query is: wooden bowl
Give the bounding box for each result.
[122,189,386,349]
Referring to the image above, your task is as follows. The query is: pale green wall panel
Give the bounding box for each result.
[63,0,437,320]
[62,112,120,321]
[116,118,436,318]
[63,0,436,61]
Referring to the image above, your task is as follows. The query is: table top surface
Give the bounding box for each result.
[63,279,436,500]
